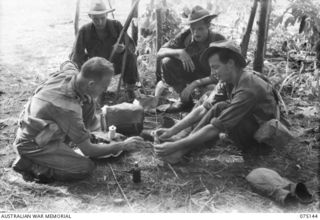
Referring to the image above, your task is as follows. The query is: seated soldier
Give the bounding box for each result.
[156,5,226,113]
[70,0,138,103]
[154,40,279,162]
[12,57,144,182]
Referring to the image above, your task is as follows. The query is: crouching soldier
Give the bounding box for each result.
[156,5,226,113]
[12,57,144,182]
[155,40,283,163]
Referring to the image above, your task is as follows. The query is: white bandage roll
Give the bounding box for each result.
[108,125,116,140]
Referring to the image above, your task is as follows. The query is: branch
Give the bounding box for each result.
[108,164,134,211]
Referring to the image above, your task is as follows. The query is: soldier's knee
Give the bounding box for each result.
[83,159,95,174]
[161,57,175,69]
[213,101,229,111]
[161,57,179,80]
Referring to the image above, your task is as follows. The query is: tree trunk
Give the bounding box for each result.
[107,0,115,19]
[206,0,213,11]
[253,0,271,73]
[155,8,163,82]
[131,0,139,45]
[162,0,167,8]
[74,0,80,36]
[264,0,272,57]
[150,0,155,9]
[240,0,258,59]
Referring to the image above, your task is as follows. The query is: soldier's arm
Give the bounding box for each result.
[192,76,217,88]
[157,30,189,59]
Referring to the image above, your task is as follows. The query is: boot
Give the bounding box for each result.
[12,155,55,184]
[12,155,33,173]
[12,156,35,182]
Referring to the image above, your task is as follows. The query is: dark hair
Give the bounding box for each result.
[81,57,114,81]
[209,49,245,68]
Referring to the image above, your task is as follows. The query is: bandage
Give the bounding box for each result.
[108,125,116,140]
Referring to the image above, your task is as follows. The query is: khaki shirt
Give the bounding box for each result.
[162,29,226,75]
[70,19,134,69]
[15,62,97,148]
[210,71,278,132]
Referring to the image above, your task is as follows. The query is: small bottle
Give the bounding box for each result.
[132,162,141,183]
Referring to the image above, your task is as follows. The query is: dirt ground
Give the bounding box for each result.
[0,0,319,213]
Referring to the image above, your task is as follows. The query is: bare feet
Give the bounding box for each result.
[160,150,185,164]
[154,140,186,157]
[153,128,174,143]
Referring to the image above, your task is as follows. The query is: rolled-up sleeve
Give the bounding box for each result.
[203,81,233,110]
[162,30,189,49]
[211,89,256,132]
[51,106,91,144]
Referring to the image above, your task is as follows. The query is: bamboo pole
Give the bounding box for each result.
[264,0,272,57]
[74,0,81,36]
[315,61,320,101]
[253,0,271,73]
[206,0,213,11]
[240,0,258,59]
[107,0,115,19]
[155,7,163,82]
[115,49,128,100]
[109,0,140,62]
[131,0,139,46]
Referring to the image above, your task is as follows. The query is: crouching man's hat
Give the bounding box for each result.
[200,40,247,68]
[88,0,115,15]
[184,5,218,24]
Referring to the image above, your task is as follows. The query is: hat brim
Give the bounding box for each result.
[200,46,247,68]
[184,14,218,25]
[88,8,115,15]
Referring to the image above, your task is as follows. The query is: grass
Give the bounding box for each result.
[0,96,319,212]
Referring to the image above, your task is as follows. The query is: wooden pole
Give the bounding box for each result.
[109,0,140,62]
[74,0,80,36]
[150,0,155,9]
[240,0,258,59]
[116,50,128,100]
[206,0,213,11]
[155,7,163,82]
[162,0,167,8]
[131,0,139,46]
[253,0,271,73]
[264,0,272,57]
[107,0,115,19]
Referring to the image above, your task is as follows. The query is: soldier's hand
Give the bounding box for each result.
[123,136,146,152]
[178,49,195,72]
[202,100,213,110]
[127,43,136,54]
[113,43,125,54]
[154,128,173,141]
[181,84,195,103]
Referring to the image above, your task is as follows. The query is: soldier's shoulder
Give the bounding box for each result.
[79,22,93,32]
[209,31,226,41]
